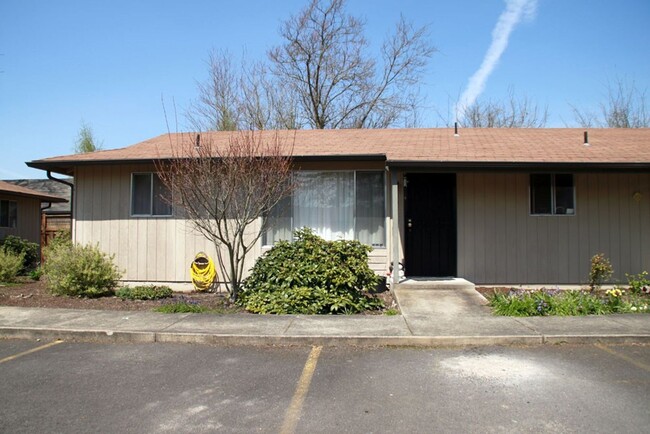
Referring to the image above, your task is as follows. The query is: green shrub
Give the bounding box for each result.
[29,266,43,281]
[46,230,72,251]
[238,228,383,314]
[1,235,39,273]
[626,271,649,294]
[42,242,122,298]
[116,285,173,300]
[589,253,613,291]
[0,247,25,283]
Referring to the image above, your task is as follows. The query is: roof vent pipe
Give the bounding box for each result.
[195,134,201,149]
[454,122,459,137]
[583,130,590,146]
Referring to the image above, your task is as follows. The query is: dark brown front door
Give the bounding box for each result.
[404,173,457,277]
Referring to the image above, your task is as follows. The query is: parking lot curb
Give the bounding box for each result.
[2,327,649,348]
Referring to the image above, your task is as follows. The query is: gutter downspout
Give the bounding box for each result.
[46,171,74,234]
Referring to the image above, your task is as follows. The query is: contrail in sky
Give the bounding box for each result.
[456,0,538,122]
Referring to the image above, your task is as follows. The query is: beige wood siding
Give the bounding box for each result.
[457,172,650,284]
[0,194,41,244]
[74,164,389,283]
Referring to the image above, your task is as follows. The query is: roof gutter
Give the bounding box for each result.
[387,160,650,172]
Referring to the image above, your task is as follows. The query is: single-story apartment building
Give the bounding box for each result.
[0,180,68,246]
[27,128,650,289]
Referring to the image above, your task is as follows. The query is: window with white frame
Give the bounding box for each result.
[0,200,17,228]
[530,174,575,215]
[131,173,172,216]
[264,171,386,247]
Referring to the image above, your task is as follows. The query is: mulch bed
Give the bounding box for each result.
[0,278,398,314]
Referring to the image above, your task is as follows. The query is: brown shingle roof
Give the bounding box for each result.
[27,128,650,174]
[0,180,68,202]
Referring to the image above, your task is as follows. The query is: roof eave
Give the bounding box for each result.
[27,154,388,174]
[387,160,650,172]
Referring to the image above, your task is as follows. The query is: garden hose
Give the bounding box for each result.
[190,252,217,292]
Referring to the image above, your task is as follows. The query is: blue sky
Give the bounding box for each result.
[1,0,649,179]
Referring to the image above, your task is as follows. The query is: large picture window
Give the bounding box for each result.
[530,174,575,215]
[0,200,17,228]
[264,171,386,247]
[131,173,172,216]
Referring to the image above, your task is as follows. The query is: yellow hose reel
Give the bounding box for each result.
[190,252,217,292]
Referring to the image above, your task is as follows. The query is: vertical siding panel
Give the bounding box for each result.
[494,174,508,283]
[576,174,590,284]
[164,218,175,282]
[587,174,601,264]
[526,216,538,283]
[640,174,650,273]
[618,173,631,276]
[515,174,528,283]
[557,215,570,283]
[474,173,486,282]
[598,174,611,267]
[535,217,548,283]
[484,174,497,283]
[630,175,636,271]
[608,174,621,278]
[567,174,581,283]
[146,219,157,281]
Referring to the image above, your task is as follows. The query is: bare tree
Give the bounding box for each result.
[187,51,300,131]
[239,61,301,130]
[570,78,649,128]
[186,50,240,132]
[459,90,548,128]
[74,121,103,153]
[157,131,294,300]
[268,0,435,129]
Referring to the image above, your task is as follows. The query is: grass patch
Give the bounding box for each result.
[384,308,399,316]
[153,295,237,314]
[488,288,650,316]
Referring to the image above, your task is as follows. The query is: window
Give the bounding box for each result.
[264,171,386,247]
[0,200,17,228]
[131,173,172,216]
[530,174,575,215]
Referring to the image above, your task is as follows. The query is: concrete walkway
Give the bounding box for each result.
[0,284,649,347]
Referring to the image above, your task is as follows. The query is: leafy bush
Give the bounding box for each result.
[589,253,613,291]
[238,228,383,314]
[0,247,25,283]
[116,285,173,300]
[626,271,649,294]
[29,266,43,281]
[1,235,39,273]
[42,242,122,298]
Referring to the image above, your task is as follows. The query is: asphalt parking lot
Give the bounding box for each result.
[1,339,648,433]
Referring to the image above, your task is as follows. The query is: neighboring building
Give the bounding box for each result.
[6,179,73,242]
[27,128,650,289]
[0,180,68,245]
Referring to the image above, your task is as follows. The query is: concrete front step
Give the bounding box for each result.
[394,278,475,291]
